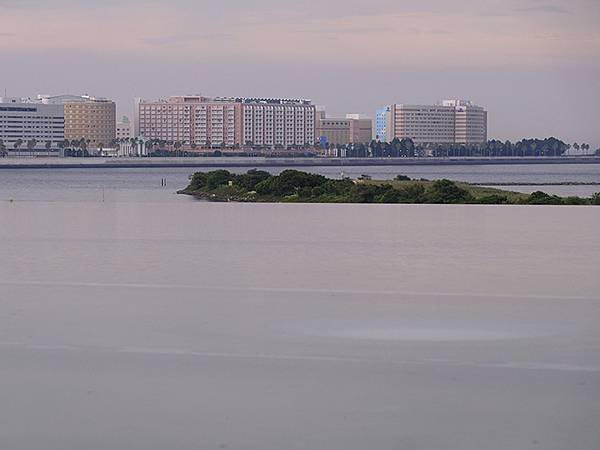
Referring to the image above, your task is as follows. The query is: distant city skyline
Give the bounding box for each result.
[1,0,598,146]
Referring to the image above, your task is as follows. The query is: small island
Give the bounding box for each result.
[179,169,600,205]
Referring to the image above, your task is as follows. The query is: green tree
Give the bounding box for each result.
[234,170,271,191]
[206,170,234,189]
[174,141,182,156]
[526,191,563,205]
[397,184,427,203]
[26,139,37,156]
[425,179,474,204]
[255,170,328,196]
[13,139,23,156]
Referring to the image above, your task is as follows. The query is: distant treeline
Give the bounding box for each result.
[333,137,570,158]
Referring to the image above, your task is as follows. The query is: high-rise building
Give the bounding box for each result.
[137,95,203,146]
[241,98,315,147]
[442,100,487,144]
[194,101,242,147]
[375,106,390,141]
[136,95,316,149]
[38,94,116,146]
[384,100,487,145]
[63,98,116,146]
[0,97,64,151]
[316,114,373,146]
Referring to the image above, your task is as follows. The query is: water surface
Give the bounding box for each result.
[0,171,599,450]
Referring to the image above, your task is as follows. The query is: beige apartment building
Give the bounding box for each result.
[194,101,242,147]
[385,100,487,145]
[36,95,116,146]
[12,94,117,148]
[137,96,199,145]
[447,100,488,144]
[317,114,373,146]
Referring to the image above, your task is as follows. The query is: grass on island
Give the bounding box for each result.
[178,169,600,205]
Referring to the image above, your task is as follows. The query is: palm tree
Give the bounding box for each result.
[581,143,589,155]
[13,139,23,157]
[145,140,154,156]
[26,139,37,157]
[130,137,139,156]
[173,141,182,157]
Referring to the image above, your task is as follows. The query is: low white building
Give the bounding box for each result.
[116,117,132,140]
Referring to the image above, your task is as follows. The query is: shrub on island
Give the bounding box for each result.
[181,170,595,206]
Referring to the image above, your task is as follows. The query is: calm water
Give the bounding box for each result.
[0,163,598,201]
[1,168,599,450]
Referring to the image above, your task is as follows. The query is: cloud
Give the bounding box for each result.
[515,4,571,14]
[0,0,597,69]
[143,32,233,47]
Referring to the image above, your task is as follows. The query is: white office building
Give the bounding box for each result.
[116,117,132,140]
[0,97,64,151]
[241,98,315,148]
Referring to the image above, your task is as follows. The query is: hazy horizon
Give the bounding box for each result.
[1,0,599,146]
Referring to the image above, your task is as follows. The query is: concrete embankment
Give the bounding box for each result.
[0,156,599,169]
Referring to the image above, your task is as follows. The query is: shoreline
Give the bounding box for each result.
[1,156,599,170]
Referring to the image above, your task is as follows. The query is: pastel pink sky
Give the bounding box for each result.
[1,0,599,145]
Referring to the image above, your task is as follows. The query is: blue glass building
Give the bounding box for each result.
[375,106,390,142]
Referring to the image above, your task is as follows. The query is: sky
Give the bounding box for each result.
[1,0,599,146]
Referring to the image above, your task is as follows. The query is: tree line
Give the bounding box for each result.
[328,137,576,158]
[1,136,598,158]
